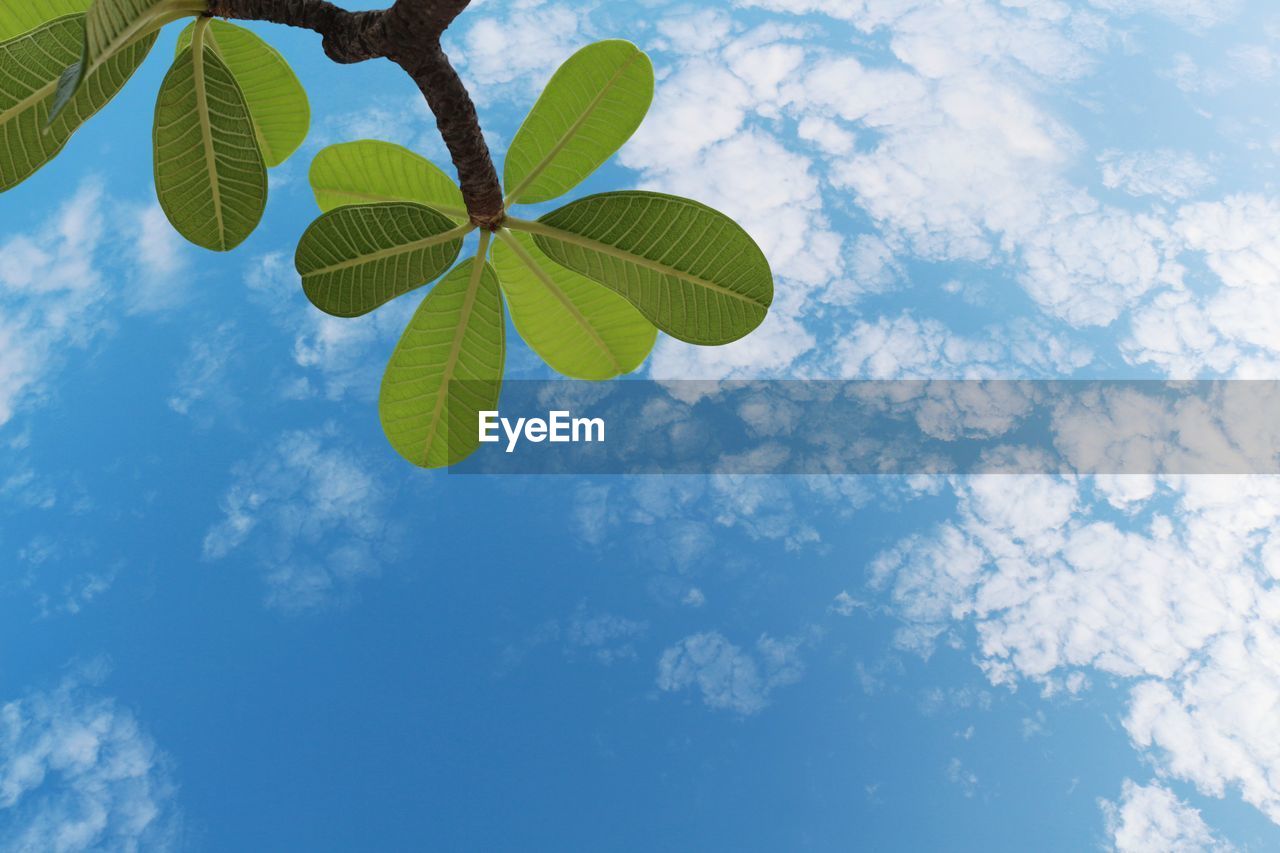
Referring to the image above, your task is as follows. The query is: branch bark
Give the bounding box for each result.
[206,0,505,229]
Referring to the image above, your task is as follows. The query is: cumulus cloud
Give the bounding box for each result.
[1100,150,1215,202]
[657,631,804,714]
[0,670,180,851]
[874,474,1280,823]
[0,181,194,430]
[202,424,400,610]
[1101,780,1233,852]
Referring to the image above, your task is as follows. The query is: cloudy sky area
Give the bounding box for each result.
[4,0,1280,849]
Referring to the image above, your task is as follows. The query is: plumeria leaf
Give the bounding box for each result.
[0,0,90,40]
[52,0,203,122]
[153,24,267,251]
[510,191,773,345]
[504,40,653,205]
[0,14,154,191]
[309,140,467,224]
[295,202,470,317]
[176,19,309,167]
[493,229,655,379]
[381,251,505,469]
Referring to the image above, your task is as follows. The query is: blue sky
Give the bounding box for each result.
[5,0,1280,850]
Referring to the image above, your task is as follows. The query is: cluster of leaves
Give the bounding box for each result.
[0,1,775,468]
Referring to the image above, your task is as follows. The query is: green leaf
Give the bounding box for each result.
[153,24,268,251]
[51,0,202,122]
[0,0,89,40]
[85,0,202,72]
[504,40,653,205]
[176,19,309,167]
[381,249,505,469]
[309,140,467,223]
[0,15,154,192]
[493,229,655,379]
[510,192,773,346]
[295,202,470,317]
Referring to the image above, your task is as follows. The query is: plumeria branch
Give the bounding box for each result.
[206,0,506,229]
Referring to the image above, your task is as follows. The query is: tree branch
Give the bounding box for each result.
[207,0,505,229]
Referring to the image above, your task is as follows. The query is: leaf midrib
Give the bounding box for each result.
[507,216,767,308]
[189,21,225,247]
[305,221,472,277]
[505,49,642,205]
[423,237,491,464]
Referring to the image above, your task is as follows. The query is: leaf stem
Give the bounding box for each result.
[207,0,505,229]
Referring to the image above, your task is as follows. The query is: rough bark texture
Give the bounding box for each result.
[207,0,505,229]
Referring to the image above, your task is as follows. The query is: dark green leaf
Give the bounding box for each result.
[295,202,470,317]
[0,14,154,192]
[153,25,268,251]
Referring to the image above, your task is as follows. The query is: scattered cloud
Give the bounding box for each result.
[1101,779,1234,852]
[202,424,401,611]
[657,631,804,714]
[0,667,180,852]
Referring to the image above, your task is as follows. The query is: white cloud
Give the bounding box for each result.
[657,631,804,714]
[1125,195,1280,376]
[1101,779,1233,852]
[0,670,179,852]
[203,424,399,610]
[1086,0,1239,30]
[874,474,1280,823]
[0,183,107,426]
[832,313,1093,378]
[122,202,190,315]
[1100,150,1215,201]
[454,0,583,102]
[0,182,194,429]
[168,321,241,422]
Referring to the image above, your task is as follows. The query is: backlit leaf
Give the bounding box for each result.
[0,0,89,40]
[493,229,655,379]
[309,140,467,223]
[176,19,309,167]
[295,202,469,317]
[512,191,773,345]
[381,252,505,469]
[0,14,154,191]
[153,25,267,251]
[504,40,653,205]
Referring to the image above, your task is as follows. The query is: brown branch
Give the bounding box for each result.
[206,0,505,229]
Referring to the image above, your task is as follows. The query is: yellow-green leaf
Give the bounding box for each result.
[176,19,309,167]
[504,40,653,205]
[309,140,467,223]
[295,202,470,317]
[0,0,89,40]
[493,229,655,379]
[511,191,773,346]
[153,24,268,251]
[381,252,505,469]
